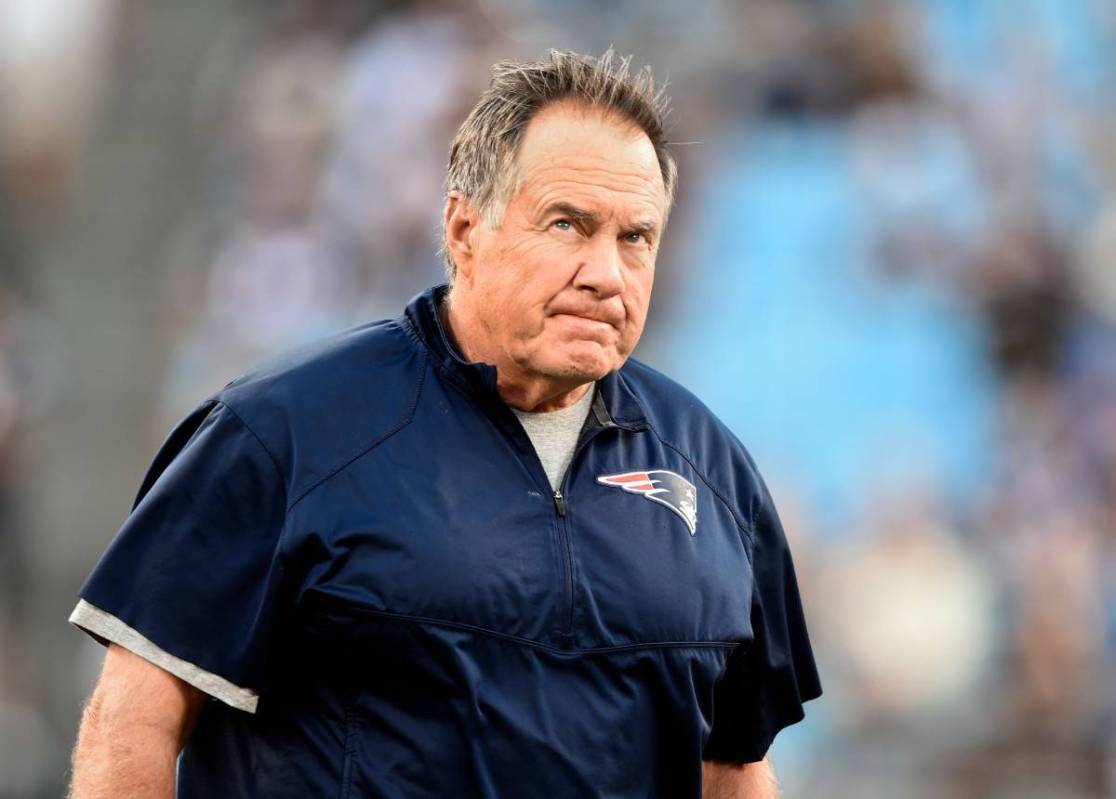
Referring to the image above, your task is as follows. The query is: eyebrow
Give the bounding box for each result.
[542,202,659,236]
[544,202,602,226]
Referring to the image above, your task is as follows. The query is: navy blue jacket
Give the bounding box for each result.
[71,284,821,797]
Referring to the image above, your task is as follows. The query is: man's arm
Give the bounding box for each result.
[702,756,779,799]
[69,642,209,799]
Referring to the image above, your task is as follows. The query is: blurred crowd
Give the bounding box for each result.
[1,1,1114,797]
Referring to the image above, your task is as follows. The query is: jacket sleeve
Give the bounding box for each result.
[702,473,822,763]
[68,399,289,714]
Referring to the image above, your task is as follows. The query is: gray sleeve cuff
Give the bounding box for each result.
[68,598,260,714]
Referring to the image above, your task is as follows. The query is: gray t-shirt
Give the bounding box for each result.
[510,383,595,491]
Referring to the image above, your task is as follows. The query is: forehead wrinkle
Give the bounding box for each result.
[523,169,665,219]
[521,158,662,189]
[518,143,661,180]
[531,175,661,201]
[528,184,663,229]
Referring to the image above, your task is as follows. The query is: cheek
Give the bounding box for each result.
[510,240,574,312]
[492,237,558,287]
[610,279,651,355]
[480,246,555,338]
[475,243,530,306]
[497,230,563,274]
[624,271,654,326]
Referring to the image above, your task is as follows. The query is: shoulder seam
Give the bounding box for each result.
[286,347,429,513]
[213,400,289,509]
[642,421,756,551]
[210,399,293,582]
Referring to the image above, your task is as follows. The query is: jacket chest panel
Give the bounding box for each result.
[288,430,564,642]
[562,437,755,647]
[286,402,754,650]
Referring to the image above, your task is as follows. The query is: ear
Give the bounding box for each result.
[444,192,482,281]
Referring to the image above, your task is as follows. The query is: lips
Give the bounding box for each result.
[553,313,613,329]
[547,307,624,329]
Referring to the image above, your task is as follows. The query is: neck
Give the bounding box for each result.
[441,291,594,413]
[500,379,593,414]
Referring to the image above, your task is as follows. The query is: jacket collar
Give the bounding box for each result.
[402,284,647,430]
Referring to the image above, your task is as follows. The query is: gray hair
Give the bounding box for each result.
[441,48,677,281]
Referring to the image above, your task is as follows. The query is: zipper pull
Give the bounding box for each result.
[553,490,567,517]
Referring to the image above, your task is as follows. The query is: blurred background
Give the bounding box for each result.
[1,0,1114,796]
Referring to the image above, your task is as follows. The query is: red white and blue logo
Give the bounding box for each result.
[597,470,698,536]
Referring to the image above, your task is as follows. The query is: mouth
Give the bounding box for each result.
[550,313,617,332]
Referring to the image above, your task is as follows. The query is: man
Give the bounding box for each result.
[68,49,821,798]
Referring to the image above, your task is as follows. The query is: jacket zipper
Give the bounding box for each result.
[549,423,612,640]
[494,387,618,644]
[551,487,573,640]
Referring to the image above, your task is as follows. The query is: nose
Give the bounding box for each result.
[573,234,625,299]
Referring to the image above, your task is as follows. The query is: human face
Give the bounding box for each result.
[450,103,668,393]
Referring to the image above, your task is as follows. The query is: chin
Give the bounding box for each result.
[520,334,629,382]
[546,348,620,381]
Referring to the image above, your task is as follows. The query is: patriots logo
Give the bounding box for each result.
[597,470,698,535]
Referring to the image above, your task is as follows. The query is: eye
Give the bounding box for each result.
[552,219,573,231]
[624,231,648,245]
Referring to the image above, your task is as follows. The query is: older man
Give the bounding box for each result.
[68,50,820,798]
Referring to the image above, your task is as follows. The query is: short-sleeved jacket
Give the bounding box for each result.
[70,284,822,797]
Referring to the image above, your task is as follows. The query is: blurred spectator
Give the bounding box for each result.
[0,0,117,222]
[970,219,1076,383]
